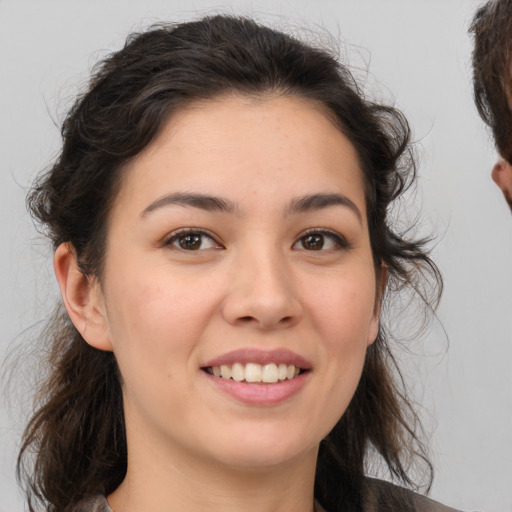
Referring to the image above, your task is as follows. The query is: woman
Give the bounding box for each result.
[19,15,455,512]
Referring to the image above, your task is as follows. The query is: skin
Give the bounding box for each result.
[54,94,382,512]
[491,158,512,210]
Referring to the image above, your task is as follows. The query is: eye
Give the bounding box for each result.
[165,229,221,251]
[293,229,349,251]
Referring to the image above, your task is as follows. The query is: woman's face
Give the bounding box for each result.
[92,94,380,472]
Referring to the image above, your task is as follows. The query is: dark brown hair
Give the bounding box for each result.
[20,15,442,512]
[470,0,512,162]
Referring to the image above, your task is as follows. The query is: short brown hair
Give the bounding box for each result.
[470,0,512,162]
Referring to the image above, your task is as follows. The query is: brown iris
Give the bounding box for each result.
[179,233,202,250]
[302,234,324,250]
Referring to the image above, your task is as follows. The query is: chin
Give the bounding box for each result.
[214,448,314,472]
[201,426,320,471]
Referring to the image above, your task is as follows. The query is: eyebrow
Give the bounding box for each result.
[140,192,238,217]
[140,191,362,224]
[286,193,363,225]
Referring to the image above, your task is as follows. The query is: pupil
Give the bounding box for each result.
[180,234,201,250]
[303,234,323,250]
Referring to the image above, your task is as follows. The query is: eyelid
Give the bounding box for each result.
[293,228,352,250]
[161,227,224,250]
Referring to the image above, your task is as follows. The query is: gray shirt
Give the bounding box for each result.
[72,479,464,512]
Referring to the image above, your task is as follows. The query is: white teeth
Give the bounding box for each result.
[245,363,262,383]
[278,363,288,381]
[220,364,232,379]
[232,362,245,382]
[262,363,278,383]
[208,362,302,383]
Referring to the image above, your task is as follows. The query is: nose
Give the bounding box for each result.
[221,248,303,330]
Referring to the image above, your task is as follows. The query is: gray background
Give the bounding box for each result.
[1,1,511,511]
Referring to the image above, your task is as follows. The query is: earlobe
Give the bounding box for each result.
[367,314,380,347]
[54,243,113,351]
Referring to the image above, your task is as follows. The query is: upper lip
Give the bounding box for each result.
[201,348,312,370]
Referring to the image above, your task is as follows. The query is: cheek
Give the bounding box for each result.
[311,272,377,351]
[103,262,228,387]
[102,273,211,421]
[104,273,199,371]
[309,270,377,410]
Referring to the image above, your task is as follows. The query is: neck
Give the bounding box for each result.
[108,439,318,512]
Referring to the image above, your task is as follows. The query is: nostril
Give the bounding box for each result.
[238,315,292,324]
[239,314,296,327]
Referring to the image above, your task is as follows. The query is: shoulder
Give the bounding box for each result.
[71,494,113,512]
[362,478,465,512]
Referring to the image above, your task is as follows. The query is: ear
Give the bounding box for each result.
[491,158,512,209]
[368,263,389,346]
[54,243,113,351]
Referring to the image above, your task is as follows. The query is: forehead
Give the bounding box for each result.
[114,94,367,219]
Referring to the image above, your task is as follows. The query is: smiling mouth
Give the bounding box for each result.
[203,362,306,384]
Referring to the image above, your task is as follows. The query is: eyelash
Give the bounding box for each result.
[162,227,350,252]
[294,228,351,251]
[162,228,223,251]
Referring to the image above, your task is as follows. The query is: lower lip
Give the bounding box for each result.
[202,371,309,406]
